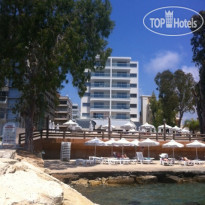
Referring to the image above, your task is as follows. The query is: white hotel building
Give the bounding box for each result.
[81,57,139,126]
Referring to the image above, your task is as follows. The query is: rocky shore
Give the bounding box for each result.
[0,149,95,205]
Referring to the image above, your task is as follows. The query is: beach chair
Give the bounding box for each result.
[136,152,153,164]
[180,157,194,166]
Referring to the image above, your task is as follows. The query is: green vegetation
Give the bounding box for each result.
[154,69,195,127]
[149,92,163,129]
[0,0,114,151]
[191,11,205,134]
[184,119,200,134]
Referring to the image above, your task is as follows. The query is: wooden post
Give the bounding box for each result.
[120,132,122,139]
[156,132,158,141]
[18,133,22,145]
[63,130,65,140]
[173,133,175,140]
[40,129,43,139]
[83,131,86,139]
[189,134,191,141]
[139,132,141,141]
[102,131,104,139]
[46,115,49,139]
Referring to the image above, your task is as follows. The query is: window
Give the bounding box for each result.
[130,94,137,98]
[116,113,127,119]
[82,113,90,117]
[130,104,137,108]
[94,92,104,97]
[130,63,137,67]
[84,92,90,96]
[130,73,137,77]
[83,103,90,107]
[130,114,137,118]
[59,100,67,105]
[85,82,90,87]
[93,113,104,119]
[130,84,137,88]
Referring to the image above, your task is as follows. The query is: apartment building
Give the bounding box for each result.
[72,104,80,120]
[140,95,152,125]
[54,95,72,129]
[81,57,139,125]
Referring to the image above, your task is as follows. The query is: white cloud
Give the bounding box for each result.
[181,65,199,82]
[145,51,180,73]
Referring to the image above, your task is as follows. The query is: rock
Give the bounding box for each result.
[135,175,158,184]
[193,175,205,183]
[101,177,107,184]
[164,175,183,183]
[0,170,63,204]
[62,183,94,205]
[107,176,135,184]
[71,178,88,186]
[89,180,102,186]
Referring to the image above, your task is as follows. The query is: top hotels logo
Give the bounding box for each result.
[143,6,204,36]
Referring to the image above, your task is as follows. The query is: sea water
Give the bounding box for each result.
[73,183,205,205]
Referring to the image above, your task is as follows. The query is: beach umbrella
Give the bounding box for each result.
[89,120,93,131]
[85,137,105,156]
[158,124,172,133]
[162,139,184,158]
[129,128,136,133]
[130,139,139,153]
[186,140,205,160]
[138,138,159,158]
[181,128,190,134]
[172,126,182,133]
[104,138,118,156]
[113,138,132,155]
[121,122,136,130]
[102,124,115,130]
[140,122,155,132]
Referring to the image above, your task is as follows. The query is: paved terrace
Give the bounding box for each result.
[44,159,205,175]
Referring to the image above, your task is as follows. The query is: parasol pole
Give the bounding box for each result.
[196,147,198,160]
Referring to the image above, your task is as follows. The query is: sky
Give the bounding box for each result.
[60,0,204,123]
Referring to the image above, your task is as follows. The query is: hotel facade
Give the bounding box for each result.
[81,57,139,126]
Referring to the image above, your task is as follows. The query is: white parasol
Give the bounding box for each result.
[186,140,205,159]
[121,122,136,130]
[138,138,159,158]
[113,138,132,155]
[85,137,105,156]
[162,139,184,158]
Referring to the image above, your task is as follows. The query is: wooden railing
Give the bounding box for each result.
[18,129,205,145]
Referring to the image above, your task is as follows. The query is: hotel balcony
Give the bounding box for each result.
[90,105,110,112]
[112,73,130,80]
[90,94,110,101]
[111,105,130,112]
[112,84,130,91]
[90,83,110,90]
[91,73,110,79]
[112,95,130,101]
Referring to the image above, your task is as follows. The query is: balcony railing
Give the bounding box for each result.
[91,83,110,88]
[111,106,130,110]
[112,116,130,119]
[91,105,110,109]
[112,63,130,67]
[91,73,110,77]
[112,84,130,88]
[112,95,130,99]
[112,73,130,77]
[90,94,110,98]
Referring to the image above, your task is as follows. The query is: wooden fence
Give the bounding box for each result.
[18,129,205,145]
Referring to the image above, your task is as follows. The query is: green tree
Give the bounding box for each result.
[155,70,178,126]
[149,92,163,129]
[174,70,195,127]
[184,119,200,134]
[155,70,195,127]
[0,0,114,151]
[191,11,205,134]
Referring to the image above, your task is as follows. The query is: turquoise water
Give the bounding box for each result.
[73,183,205,205]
